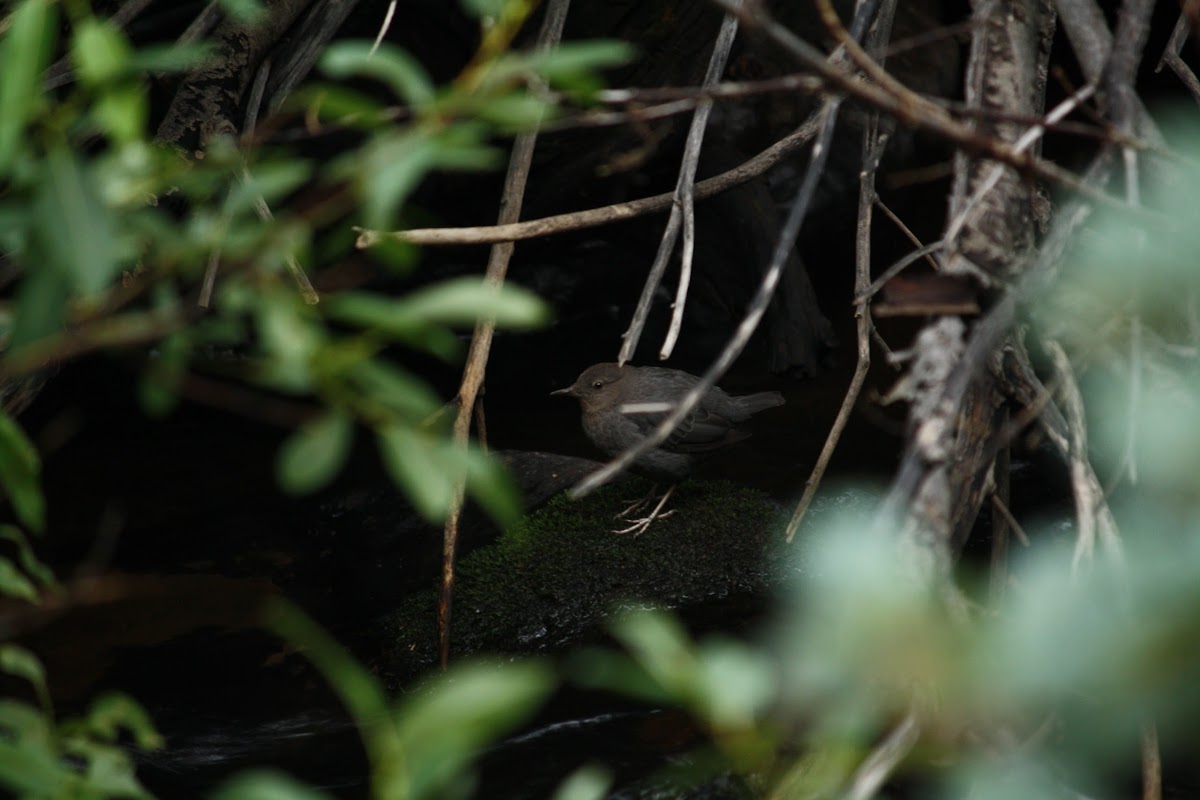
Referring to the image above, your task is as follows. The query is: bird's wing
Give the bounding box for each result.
[623,403,742,453]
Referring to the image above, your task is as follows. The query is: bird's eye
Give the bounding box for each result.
[592,380,604,389]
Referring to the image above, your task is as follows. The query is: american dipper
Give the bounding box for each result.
[551,363,784,535]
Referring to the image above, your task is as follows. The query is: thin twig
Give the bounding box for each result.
[785,0,892,543]
[1155,14,1200,108]
[989,493,1031,548]
[855,241,945,304]
[1142,720,1162,800]
[710,0,1137,212]
[842,712,920,800]
[370,0,398,56]
[437,0,571,670]
[621,6,740,365]
[357,113,824,247]
[1044,339,1122,573]
[875,199,940,271]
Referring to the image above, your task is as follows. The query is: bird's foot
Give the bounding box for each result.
[612,486,676,537]
[616,487,660,519]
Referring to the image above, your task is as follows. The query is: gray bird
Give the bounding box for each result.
[551,362,784,535]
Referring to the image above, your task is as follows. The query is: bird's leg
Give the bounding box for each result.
[617,484,661,519]
[613,485,677,537]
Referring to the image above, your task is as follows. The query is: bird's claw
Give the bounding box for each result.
[612,508,676,536]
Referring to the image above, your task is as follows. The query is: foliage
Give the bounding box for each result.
[0,0,626,797]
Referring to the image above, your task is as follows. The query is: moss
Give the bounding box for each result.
[375,480,792,685]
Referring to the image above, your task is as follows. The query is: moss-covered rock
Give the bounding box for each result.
[374,480,793,684]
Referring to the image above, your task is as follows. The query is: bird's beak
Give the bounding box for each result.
[550,386,573,397]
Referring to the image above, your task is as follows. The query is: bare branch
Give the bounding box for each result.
[357,114,824,247]
[620,6,741,365]
[438,0,571,669]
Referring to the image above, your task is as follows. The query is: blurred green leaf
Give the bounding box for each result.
[324,291,461,360]
[296,85,388,126]
[94,83,147,145]
[0,645,50,711]
[321,42,435,108]
[36,147,120,296]
[0,557,38,603]
[82,693,163,750]
[10,255,69,348]
[0,411,44,533]
[609,609,698,697]
[218,0,266,23]
[397,660,555,799]
[473,92,553,131]
[695,639,775,729]
[552,764,613,800]
[376,424,521,527]
[0,525,55,588]
[139,332,190,418]
[566,646,675,704]
[358,131,438,229]
[0,703,68,795]
[277,412,353,495]
[227,161,313,216]
[213,770,333,800]
[256,291,324,393]
[71,18,132,87]
[402,277,548,329]
[460,0,507,19]
[64,738,153,799]
[376,424,456,522]
[0,0,57,175]
[347,359,440,419]
[264,599,406,792]
[128,42,216,73]
[525,40,635,79]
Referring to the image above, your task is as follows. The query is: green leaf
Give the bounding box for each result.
[127,42,215,73]
[36,147,120,297]
[609,609,698,697]
[256,292,323,393]
[526,40,635,80]
[323,292,460,360]
[0,411,44,533]
[358,131,438,229]
[552,764,613,800]
[66,739,153,799]
[9,254,69,348]
[459,445,522,529]
[0,557,38,603]
[276,412,353,495]
[212,770,334,800]
[227,161,313,216]
[83,694,163,750]
[0,645,50,711]
[473,92,554,131]
[71,18,132,87]
[0,0,57,175]
[375,425,521,526]
[320,42,435,108]
[0,525,55,588]
[347,359,440,420]
[398,660,555,799]
[402,277,549,329]
[459,0,507,19]
[218,0,266,23]
[376,425,456,522]
[93,84,147,145]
